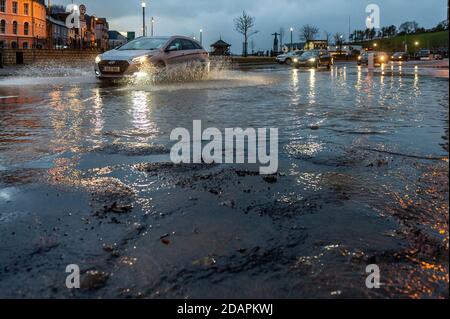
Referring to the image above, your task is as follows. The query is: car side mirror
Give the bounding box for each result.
[166,46,178,52]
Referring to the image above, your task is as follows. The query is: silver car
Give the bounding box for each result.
[95,36,210,79]
[276,51,303,65]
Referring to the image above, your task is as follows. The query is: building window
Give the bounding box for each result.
[0,41,4,49]
[23,42,28,49]
[24,3,29,15]
[12,1,18,14]
[0,0,5,13]
[13,21,18,35]
[11,41,18,49]
[24,22,29,35]
[0,20,5,34]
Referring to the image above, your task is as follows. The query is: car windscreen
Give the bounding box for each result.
[301,51,318,59]
[118,38,169,50]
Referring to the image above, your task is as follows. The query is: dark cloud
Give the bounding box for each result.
[53,0,447,52]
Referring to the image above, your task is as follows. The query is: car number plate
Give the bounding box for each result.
[103,66,121,72]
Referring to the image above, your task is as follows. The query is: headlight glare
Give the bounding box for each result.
[132,56,148,64]
[95,55,102,64]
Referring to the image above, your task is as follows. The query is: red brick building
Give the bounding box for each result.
[0,0,47,49]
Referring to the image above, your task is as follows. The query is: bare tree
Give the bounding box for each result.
[323,31,332,45]
[300,24,319,42]
[399,21,419,34]
[234,11,259,57]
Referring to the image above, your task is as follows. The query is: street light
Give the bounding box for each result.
[290,27,293,51]
[414,41,419,47]
[373,42,378,47]
[199,29,203,45]
[151,17,155,36]
[141,1,146,37]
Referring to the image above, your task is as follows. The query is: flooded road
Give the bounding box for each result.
[0,62,448,298]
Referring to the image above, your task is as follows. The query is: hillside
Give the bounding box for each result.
[353,31,449,52]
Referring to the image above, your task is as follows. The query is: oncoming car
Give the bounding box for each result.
[95,36,210,79]
[293,50,333,69]
[357,51,389,66]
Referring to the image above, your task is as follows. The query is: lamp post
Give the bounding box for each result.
[151,17,155,36]
[290,27,293,51]
[141,1,146,37]
[199,29,203,45]
[414,41,419,57]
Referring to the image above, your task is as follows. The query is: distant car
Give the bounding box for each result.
[293,50,333,69]
[276,51,303,65]
[94,36,209,79]
[357,51,389,65]
[418,49,432,60]
[391,52,410,61]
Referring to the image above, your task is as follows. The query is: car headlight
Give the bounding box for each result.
[132,56,148,64]
[309,58,316,62]
[379,56,385,61]
[95,55,102,64]
[358,56,361,60]
[293,58,299,63]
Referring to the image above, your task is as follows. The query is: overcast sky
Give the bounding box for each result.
[54,0,447,53]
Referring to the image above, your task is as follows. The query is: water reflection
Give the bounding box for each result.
[289,69,300,107]
[308,69,316,105]
[130,91,159,139]
[91,88,104,136]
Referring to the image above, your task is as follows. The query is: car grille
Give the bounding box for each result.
[98,60,129,74]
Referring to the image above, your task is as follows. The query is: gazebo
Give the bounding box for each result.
[210,39,231,56]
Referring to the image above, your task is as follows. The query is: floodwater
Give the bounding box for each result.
[0,62,448,298]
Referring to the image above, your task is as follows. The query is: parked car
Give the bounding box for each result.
[357,51,389,65]
[95,36,209,79]
[276,51,303,65]
[293,50,333,69]
[418,50,432,60]
[391,52,410,61]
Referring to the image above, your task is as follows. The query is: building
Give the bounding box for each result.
[210,39,230,56]
[282,42,305,52]
[49,12,79,48]
[46,14,68,48]
[93,17,108,51]
[108,30,126,49]
[0,0,47,49]
[304,40,328,50]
